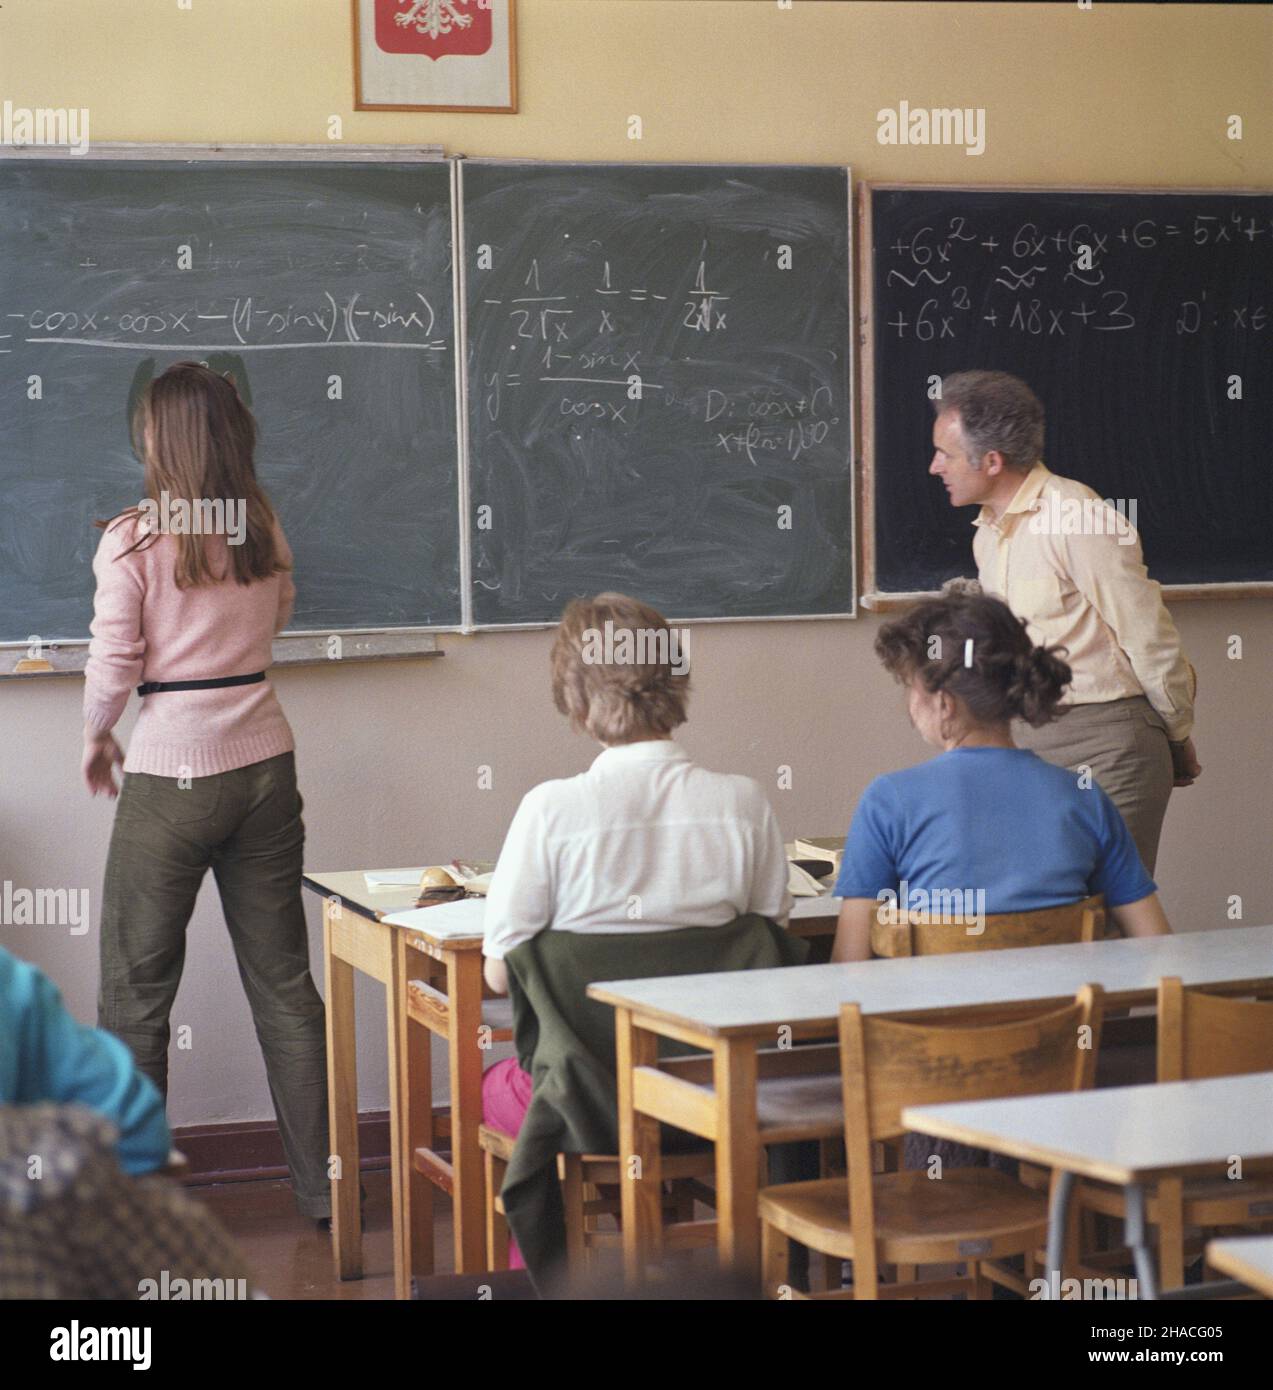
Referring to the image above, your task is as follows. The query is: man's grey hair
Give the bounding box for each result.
[934,370,1044,472]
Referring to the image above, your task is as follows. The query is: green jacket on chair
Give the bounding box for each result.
[500,914,809,1289]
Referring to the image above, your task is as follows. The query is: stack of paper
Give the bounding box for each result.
[382,898,488,938]
[363,868,425,891]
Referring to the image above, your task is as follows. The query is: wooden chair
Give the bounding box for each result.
[479,1123,717,1272]
[871,893,1106,1212]
[871,894,1105,958]
[757,985,1105,1299]
[1074,978,1273,1289]
[479,1041,851,1276]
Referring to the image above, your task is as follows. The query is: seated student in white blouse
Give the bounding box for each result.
[480,592,791,1255]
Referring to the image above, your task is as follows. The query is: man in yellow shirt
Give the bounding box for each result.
[929,370,1201,875]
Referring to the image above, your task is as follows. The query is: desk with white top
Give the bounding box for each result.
[303,869,840,1295]
[587,925,1273,1283]
[906,1072,1273,1299]
[1207,1235,1273,1297]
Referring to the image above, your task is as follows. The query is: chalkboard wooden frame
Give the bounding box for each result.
[859,183,1273,611]
[458,156,858,629]
[0,142,464,659]
[0,631,441,680]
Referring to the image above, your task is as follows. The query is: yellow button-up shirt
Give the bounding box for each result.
[973,463,1195,741]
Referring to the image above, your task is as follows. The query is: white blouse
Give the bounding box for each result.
[482,740,792,960]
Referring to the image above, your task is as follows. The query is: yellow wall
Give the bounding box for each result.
[1,1,1270,1125]
[4,1,1270,186]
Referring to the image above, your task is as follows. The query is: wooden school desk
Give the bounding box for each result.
[906,1073,1273,1300]
[302,869,502,1299]
[1207,1236,1273,1298]
[303,871,840,1295]
[588,924,1273,1283]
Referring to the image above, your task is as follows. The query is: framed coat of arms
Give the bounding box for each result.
[352,0,518,113]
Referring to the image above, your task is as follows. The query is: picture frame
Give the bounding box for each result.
[352,0,518,114]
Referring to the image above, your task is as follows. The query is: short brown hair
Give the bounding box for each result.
[551,593,689,743]
[875,593,1071,727]
[935,370,1044,473]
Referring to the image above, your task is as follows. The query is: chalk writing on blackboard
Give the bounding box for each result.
[880,207,1271,343]
[3,292,447,351]
[868,187,1273,593]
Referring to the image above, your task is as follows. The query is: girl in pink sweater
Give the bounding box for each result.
[83,362,330,1222]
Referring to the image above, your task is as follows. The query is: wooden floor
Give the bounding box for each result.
[190,1168,718,1299]
[189,1168,1063,1300]
[190,1167,435,1300]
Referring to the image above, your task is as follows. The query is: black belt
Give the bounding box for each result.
[137,672,266,697]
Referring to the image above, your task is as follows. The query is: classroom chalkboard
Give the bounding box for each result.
[867,187,1273,595]
[461,161,854,624]
[0,157,461,643]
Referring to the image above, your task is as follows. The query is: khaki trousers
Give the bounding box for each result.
[1013,695,1174,876]
[97,751,330,1218]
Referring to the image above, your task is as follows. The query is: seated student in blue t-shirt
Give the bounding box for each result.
[832,593,1172,963]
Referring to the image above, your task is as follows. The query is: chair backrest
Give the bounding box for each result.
[840,985,1105,1145]
[1157,977,1273,1082]
[837,985,1104,1297]
[871,894,1105,958]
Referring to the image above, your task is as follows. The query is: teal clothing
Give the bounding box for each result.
[0,947,169,1175]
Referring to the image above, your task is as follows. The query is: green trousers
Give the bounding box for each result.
[97,751,330,1218]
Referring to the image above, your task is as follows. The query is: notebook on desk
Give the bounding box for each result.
[382,898,488,938]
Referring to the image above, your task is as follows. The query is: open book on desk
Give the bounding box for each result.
[788,860,831,898]
[792,837,843,877]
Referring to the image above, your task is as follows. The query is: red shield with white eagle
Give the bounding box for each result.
[375,0,494,60]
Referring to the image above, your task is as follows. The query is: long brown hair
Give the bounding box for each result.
[100,361,287,588]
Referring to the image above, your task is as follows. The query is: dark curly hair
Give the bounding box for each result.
[875,593,1072,728]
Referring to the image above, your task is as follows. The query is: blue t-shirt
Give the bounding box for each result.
[833,748,1155,913]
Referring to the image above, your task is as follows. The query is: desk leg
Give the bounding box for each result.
[616,1008,662,1287]
[384,936,410,1300]
[1156,1176,1184,1290]
[712,1037,760,1284]
[397,938,435,1298]
[1043,1169,1075,1298]
[446,949,486,1274]
[1124,1182,1159,1301]
[324,911,361,1280]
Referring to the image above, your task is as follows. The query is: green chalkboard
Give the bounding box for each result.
[462,161,855,624]
[0,157,461,643]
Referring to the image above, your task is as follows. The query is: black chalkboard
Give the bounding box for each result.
[0,158,460,643]
[868,187,1273,593]
[462,162,854,624]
